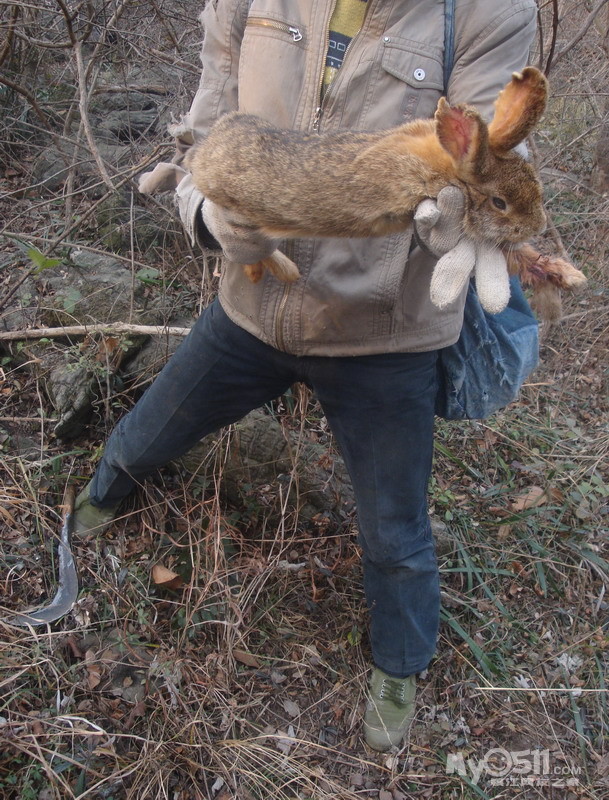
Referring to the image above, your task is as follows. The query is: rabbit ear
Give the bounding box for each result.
[435,99,490,175]
[488,67,548,153]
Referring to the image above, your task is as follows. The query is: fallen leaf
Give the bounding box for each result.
[489,505,510,517]
[275,725,295,755]
[282,698,300,718]
[596,753,609,777]
[124,700,147,730]
[511,486,549,511]
[151,564,184,589]
[87,664,102,690]
[0,506,18,525]
[233,649,261,668]
[507,581,523,597]
[497,524,512,540]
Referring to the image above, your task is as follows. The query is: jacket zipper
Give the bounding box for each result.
[312,0,337,132]
[312,0,371,131]
[247,18,303,42]
[278,2,371,344]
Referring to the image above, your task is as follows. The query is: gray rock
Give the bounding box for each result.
[47,360,96,439]
[40,249,165,327]
[32,142,133,194]
[0,277,39,332]
[98,109,158,143]
[122,329,189,387]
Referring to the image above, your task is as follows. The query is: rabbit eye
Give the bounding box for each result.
[492,197,507,210]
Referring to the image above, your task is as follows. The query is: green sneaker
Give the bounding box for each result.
[363,667,416,751]
[73,483,120,537]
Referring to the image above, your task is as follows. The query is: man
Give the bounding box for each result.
[75,0,537,751]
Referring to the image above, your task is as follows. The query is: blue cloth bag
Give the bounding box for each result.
[436,0,540,420]
[435,276,539,420]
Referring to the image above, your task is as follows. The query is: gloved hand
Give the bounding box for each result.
[138,162,188,194]
[414,185,465,257]
[415,186,511,314]
[430,238,510,314]
[201,198,279,264]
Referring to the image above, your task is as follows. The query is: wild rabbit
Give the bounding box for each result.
[187,67,554,303]
[138,66,585,318]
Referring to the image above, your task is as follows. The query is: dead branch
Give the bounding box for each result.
[92,84,170,96]
[46,144,173,253]
[73,40,113,188]
[0,4,19,66]
[83,0,130,84]
[528,137,570,259]
[550,0,609,69]
[0,323,192,341]
[0,72,58,130]
[10,28,73,48]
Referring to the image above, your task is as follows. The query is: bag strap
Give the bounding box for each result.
[443,0,456,95]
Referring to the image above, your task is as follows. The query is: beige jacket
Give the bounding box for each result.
[175,0,537,356]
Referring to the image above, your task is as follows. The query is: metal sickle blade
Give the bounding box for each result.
[7,486,79,627]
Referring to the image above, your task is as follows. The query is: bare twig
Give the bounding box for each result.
[0,323,192,341]
[0,416,46,424]
[47,144,172,253]
[0,72,58,130]
[0,264,36,312]
[0,4,20,67]
[92,84,170,96]
[10,28,73,49]
[73,40,113,188]
[543,0,559,74]
[551,0,609,67]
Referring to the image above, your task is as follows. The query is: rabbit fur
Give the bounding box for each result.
[187,67,549,287]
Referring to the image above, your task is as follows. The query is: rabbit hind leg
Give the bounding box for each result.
[243,251,301,283]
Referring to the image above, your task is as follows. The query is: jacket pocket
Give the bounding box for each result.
[378,39,444,123]
[238,15,307,127]
[246,16,305,43]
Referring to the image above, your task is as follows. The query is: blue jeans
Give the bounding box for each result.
[90,299,440,677]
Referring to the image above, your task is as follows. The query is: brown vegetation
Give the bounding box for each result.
[0,1,608,798]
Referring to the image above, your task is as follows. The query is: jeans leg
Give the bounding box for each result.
[308,350,440,677]
[90,300,296,506]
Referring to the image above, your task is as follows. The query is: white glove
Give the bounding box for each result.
[414,186,465,257]
[137,162,187,194]
[415,186,510,314]
[201,199,278,264]
[430,239,511,314]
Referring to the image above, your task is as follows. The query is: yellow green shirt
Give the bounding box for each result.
[322,0,368,94]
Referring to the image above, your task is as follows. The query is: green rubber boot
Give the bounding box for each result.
[363,667,417,751]
[73,483,120,537]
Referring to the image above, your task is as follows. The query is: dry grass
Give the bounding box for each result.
[1,0,608,798]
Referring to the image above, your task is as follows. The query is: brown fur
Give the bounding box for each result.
[188,66,586,316]
[504,243,587,320]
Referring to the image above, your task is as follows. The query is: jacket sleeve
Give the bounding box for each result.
[448,1,538,119]
[174,0,249,245]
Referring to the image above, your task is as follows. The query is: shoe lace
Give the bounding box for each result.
[378,677,409,707]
